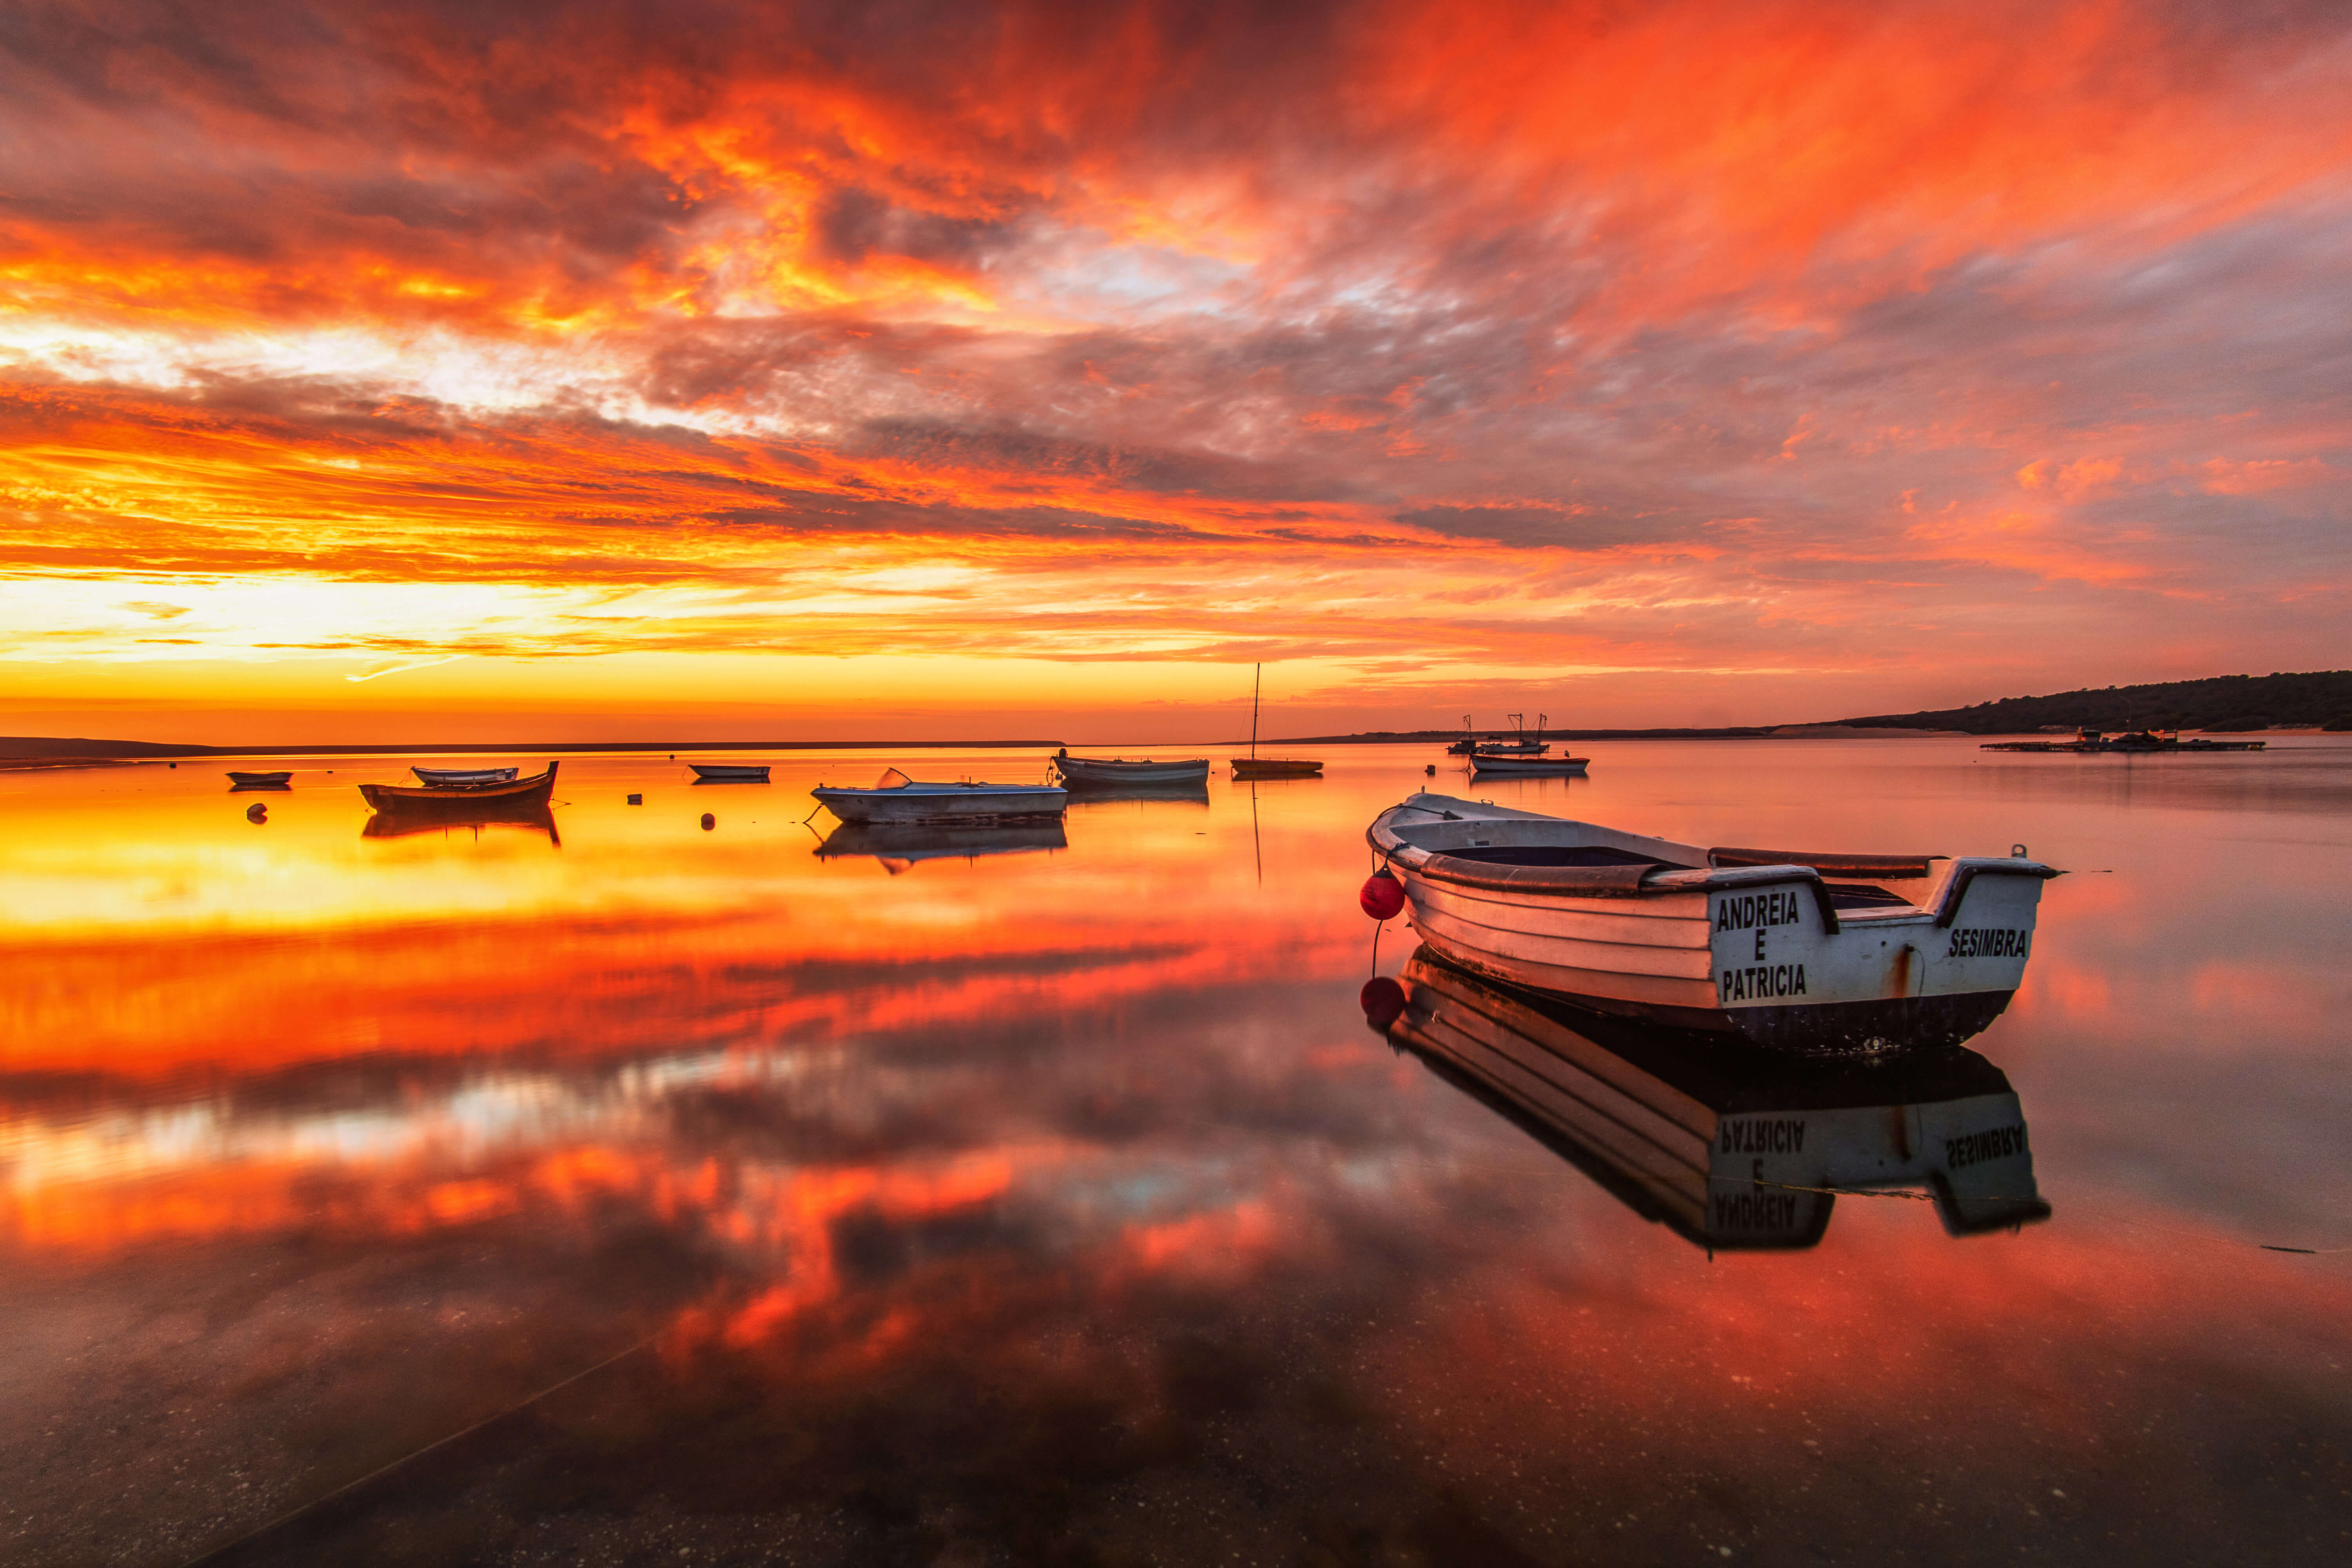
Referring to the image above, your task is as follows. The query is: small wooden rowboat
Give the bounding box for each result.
[412,765,519,786]
[1383,950,2049,1249]
[1051,751,1211,786]
[689,762,771,781]
[1366,792,2060,1053]
[226,771,292,786]
[1468,753,1589,775]
[812,768,1067,824]
[361,761,559,810]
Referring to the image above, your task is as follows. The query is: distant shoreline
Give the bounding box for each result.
[10,726,2338,765]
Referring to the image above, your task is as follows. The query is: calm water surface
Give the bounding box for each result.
[4,740,2350,1565]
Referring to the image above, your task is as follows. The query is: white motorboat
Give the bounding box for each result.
[1468,753,1589,775]
[1051,750,1211,786]
[1382,949,2049,1248]
[1365,792,2060,1053]
[812,768,1068,824]
[412,765,519,787]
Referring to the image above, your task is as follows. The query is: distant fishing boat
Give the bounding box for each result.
[1052,751,1211,786]
[688,762,771,782]
[815,819,1067,873]
[361,762,560,811]
[411,765,518,786]
[1364,792,2060,1053]
[1468,753,1590,776]
[811,768,1066,824]
[1228,662,1321,779]
[225,771,292,786]
[1446,714,1481,755]
[1383,949,2051,1249]
[1472,712,1549,756]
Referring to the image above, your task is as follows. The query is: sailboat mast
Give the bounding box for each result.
[1250,662,1261,759]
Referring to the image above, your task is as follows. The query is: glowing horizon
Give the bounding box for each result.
[4,0,2348,740]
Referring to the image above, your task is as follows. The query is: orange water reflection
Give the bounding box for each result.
[4,740,2350,1561]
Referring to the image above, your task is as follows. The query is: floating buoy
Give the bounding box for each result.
[245,803,267,823]
[700,813,715,831]
[1359,866,1406,920]
[1359,976,1406,1030]
[626,793,643,805]
[1424,764,1436,775]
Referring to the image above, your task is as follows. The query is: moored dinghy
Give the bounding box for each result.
[362,762,560,811]
[688,762,771,782]
[1468,752,1589,776]
[813,767,1067,824]
[1051,750,1212,786]
[226,770,292,787]
[412,765,519,786]
[1226,661,1321,779]
[1365,791,2060,1053]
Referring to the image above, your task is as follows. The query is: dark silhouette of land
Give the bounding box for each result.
[1839,670,2352,735]
[6,670,2348,762]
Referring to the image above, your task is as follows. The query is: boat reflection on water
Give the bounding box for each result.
[360,800,562,846]
[1380,948,2049,1250]
[814,818,1068,874]
[1062,780,1211,809]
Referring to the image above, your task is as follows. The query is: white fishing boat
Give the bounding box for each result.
[1365,792,2060,1053]
[1468,753,1589,775]
[1382,950,2049,1248]
[1051,750,1211,786]
[812,768,1067,824]
[688,762,771,782]
[411,765,519,786]
[1473,712,1550,755]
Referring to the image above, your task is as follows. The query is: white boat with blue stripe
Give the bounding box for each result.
[1367,793,2060,1053]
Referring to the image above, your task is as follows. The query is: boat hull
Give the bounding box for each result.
[1370,792,2057,1054]
[1469,755,1589,775]
[1230,758,1322,778]
[361,762,559,809]
[1053,756,1211,786]
[412,766,518,786]
[812,784,1067,823]
[689,763,771,781]
[226,771,292,786]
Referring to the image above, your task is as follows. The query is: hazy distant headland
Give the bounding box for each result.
[5,671,2348,762]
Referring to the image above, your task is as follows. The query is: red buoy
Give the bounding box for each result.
[1359,976,1406,1030]
[1359,866,1406,921]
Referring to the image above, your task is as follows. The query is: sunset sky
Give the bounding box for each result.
[4,0,2348,742]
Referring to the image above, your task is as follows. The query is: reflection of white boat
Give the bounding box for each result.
[1468,753,1589,775]
[1367,792,2060,1053]
[1386,950,2050,1249]
[411,766,518,786]
[1063,780,1210,808]
[1051,750,1211,786]
[812,768,1067,824]
[815,820,1067,873]
[689,762,771,782]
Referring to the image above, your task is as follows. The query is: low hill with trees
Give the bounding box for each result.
[1842,671,2352,734]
